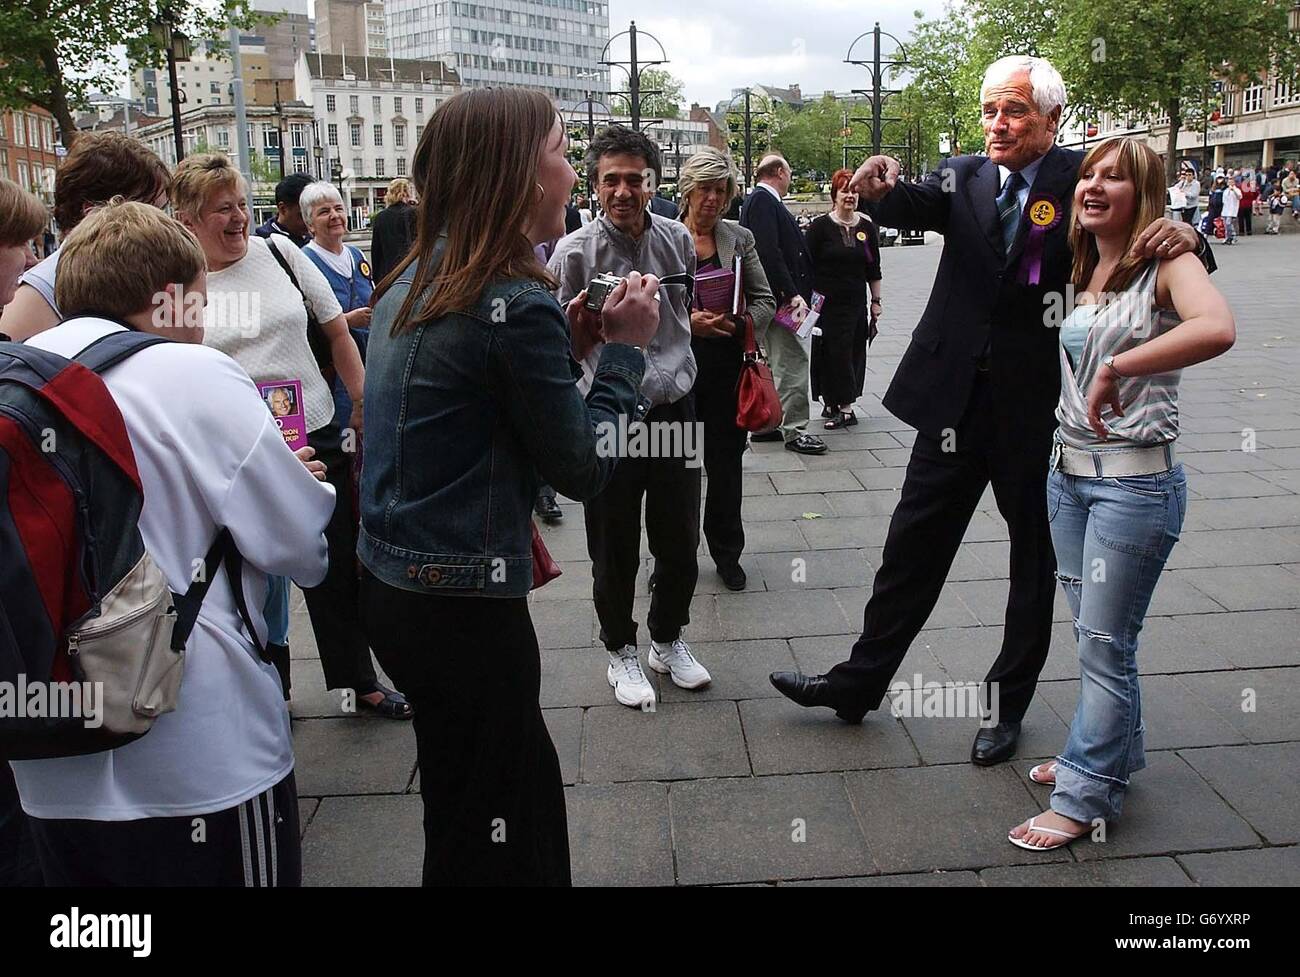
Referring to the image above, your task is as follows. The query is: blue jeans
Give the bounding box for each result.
[263,574,290,646]
[1046,464,1186,823]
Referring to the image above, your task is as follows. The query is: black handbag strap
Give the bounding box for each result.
[171,529,267,662]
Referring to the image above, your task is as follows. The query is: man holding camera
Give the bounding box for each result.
[548,125,710,711]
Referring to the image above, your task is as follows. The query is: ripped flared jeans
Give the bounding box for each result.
[1046,465,1186,824]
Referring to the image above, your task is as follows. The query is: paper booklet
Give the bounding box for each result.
[775,292,826,339]
[257,379,308,452]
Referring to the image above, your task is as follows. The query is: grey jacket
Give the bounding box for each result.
[548,211,697,406]
[705,218,776,338]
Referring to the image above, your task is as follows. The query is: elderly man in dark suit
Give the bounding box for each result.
[740,155,827,455]
[771,55,1211,763]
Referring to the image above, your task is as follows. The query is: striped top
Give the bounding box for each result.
[1055,261,1183,450]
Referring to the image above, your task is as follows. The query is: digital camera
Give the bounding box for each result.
[583,273,625,313]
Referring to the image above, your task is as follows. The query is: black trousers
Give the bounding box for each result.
[583,398,702,651]
[361,572,571,886]
[303,423,378,692]
[810,296,869,407]
[825,372,1058,722]
[1239,207,1253,234]
[0,764,40,886]
[691,336,747,570]
[28,773,300,886]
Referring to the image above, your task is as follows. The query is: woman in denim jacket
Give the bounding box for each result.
[359,88,662,886]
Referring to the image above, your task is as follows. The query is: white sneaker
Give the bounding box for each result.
[648,638,712,689]
[607,646,655,709]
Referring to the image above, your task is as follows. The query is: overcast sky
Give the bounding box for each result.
[605,0,946,108]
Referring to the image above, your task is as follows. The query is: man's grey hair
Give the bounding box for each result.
[980,56,1067,116]
[678,147,738,221]
[299,181,344,225]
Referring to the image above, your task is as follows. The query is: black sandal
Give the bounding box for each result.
[821,403,836,418]
[824,411,857,430]
[356,683,414,720]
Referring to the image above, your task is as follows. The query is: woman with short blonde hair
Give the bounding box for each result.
[171,153,407,721]
[370,178,418,283]
[678,146,775,591]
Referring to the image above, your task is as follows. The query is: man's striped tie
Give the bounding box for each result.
[997,171,1026,255]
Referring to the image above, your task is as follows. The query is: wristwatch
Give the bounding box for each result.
[1102,354,1125,379]
[870,297,882,306]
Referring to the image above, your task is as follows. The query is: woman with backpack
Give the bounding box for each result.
[170,154,411,722]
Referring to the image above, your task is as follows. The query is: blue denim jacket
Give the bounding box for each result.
[358,255,646,597]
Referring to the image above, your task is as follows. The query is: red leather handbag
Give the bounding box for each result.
[531,520,562,590]
[735,312,783,434]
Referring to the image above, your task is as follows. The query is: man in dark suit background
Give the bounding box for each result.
[740,155,828,455]
[770,55,1209,763]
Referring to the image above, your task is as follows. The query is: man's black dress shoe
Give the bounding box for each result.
[752,430,783,443]
[785,434,829,455]
[717,563,747,591]
[534,493,563,524]
[769,671,866,724]
[970,721,1021,766]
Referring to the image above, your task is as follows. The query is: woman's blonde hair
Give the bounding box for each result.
[1069,137,1166,296]
[385,178,416,205]
[0,178,48,248]
[170,153,245,221]
[678,147,737,223]
[55,198,205,320]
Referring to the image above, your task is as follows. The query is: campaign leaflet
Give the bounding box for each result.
[774,291,826,339]
[257,379,308,452]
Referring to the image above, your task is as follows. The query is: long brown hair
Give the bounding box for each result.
[1069,136,1166,296]
[375,88,558,333]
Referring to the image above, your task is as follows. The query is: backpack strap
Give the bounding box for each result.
[71,330,171,373]
[266,235,305,297]
[170,528,268,662]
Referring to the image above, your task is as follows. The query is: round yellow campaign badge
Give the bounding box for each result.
[856,231,867,241]
[359,260,372,279]
[1029,199,1057,227]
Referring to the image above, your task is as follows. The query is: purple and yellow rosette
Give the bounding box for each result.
[1017,193,1063,285]
[856,226,875,266]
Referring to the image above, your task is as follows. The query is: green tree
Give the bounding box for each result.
[614,68,685,120]
[897,5,985,158]
[1053,0,1298,183]
[0,0,263,149]
[772,94,852,181]
[724,95,778,185]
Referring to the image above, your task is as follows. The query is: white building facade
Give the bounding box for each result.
[294,50,460,217]
[384,0,609,110]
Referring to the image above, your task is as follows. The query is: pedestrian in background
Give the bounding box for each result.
[678,146,775,592]
[369,177,418,285]
[254,172,313,249]
[806,168,883,431]
[3,131,170,340]
[1239,178,1258,236]
[1175,162,1200,225]
[1220,175,1241,244]
[1267,187,1285,233]
[302,181,374,428]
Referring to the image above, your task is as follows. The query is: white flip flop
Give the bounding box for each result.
[1028,761,1058,785]
[1008,815,1090,851]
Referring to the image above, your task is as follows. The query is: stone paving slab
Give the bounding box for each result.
[739,698,920,775]
[1176,846,1300,886]
[580,700,750,783]
[1178,744,1300,845]
[782,870,981,886]
[292,717,417,797]
[669,773,876,885]
[544,708,583,786]
[979,857,1194,886]
[844,764,1069,873]
[1176,667,1300,743]
[566,783,674,886]
[302,794,424,887]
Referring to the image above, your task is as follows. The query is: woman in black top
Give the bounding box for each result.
[806,168,883,429]
[370,177,418,284]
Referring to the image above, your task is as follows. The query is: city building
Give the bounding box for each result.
[250,0,318,79]
[385,0,609,110]
[1061,70,1300,175]
[131,38,273,117]
[294,49,460,217]
[1,107,61,209]
[318,0,389,57]
[133,100,319,225]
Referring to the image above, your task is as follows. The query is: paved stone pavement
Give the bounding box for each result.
[290,234,1300,886]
